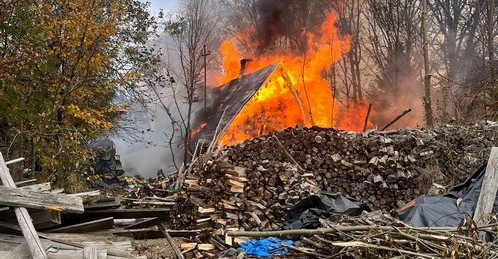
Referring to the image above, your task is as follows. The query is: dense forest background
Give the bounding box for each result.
[0,0,496,190]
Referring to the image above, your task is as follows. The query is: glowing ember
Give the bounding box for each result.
[218,13,373,146]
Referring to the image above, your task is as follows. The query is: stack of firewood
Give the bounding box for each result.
[176,121,497,232]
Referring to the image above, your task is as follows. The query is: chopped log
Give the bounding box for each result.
[473,147,498,238]
[0,153,48,259]
[0,186,84,213]
[180,243,197,250]
[44,217,114,233]
[197,244,215,251]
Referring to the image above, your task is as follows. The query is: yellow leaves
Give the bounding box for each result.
[37,0,126,74]
[66,104,116,130]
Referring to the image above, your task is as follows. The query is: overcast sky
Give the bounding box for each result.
[143,0,180,15]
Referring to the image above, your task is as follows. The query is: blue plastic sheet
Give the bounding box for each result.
[240,237,294,257]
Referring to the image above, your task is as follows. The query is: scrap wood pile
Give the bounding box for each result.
[116,174,178,209]
[174,121,497,235]
[0,153,183,258]
[227,211,498,259]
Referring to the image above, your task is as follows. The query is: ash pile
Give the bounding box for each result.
[175,121,497,233]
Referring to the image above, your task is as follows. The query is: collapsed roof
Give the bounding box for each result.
[193,63,279,145]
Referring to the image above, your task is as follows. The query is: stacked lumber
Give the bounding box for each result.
[177,121,497,234]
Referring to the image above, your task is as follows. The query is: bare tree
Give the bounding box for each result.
[332,1,364,105]
[365,0,421,97]
[422,0,434,127]
[165,0,216,165]
[428,0,481,121]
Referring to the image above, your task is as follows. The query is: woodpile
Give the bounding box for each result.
[177,121,497,234]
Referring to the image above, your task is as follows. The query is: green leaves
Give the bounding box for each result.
[0,0,161,191]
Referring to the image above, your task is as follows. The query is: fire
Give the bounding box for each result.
[218,13,373,146]
[191,122,207,139]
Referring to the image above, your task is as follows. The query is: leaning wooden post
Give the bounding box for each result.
[473,147,498,239]
[381,108,412,131]
[0,153,48,259]
[362,103,373,132]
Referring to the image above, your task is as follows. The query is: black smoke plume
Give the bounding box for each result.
[256,0,292,53]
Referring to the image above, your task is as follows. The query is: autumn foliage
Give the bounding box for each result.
[0,0,160,191]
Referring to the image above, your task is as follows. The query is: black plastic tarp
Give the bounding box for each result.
[90,139,117,174]
[282,192,372,230]
[398,163,491,227]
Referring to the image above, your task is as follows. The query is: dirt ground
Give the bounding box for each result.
[132,238,176,259]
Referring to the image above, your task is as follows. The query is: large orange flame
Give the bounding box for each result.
[218,13,372,146]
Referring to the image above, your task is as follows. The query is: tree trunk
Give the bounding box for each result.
[487,0,495,81]
[422,0,433,128]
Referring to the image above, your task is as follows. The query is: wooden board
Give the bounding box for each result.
[20,182,51,192]
[123,217,168,230]
[44,217,114,233]
[0,186,84,213]
[473,147,498,232]
[1,209,61,230]
[84,201,121,210]
[68,208,170,220]
[0,153,48,259]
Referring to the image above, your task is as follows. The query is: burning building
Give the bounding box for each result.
[193,13,373,147]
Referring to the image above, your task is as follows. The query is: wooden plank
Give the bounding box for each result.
[84,246,98,259]
[11,241,36,259]
[84,200,120,210]
[2,209,61,230]
[97,249,107,259]
[114,229,202,238]
[30,210,62,229]
[74,208,170,219]
[0,153,48,259]
[0,221,22,235]
[44,217,114,233]
[473,147,498,235]
[48,250,83,259]
[123,217,168,230]
[0,186,83,213]
[14,179,37,187]
[20,182,51,192]
[67,190,101,197]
